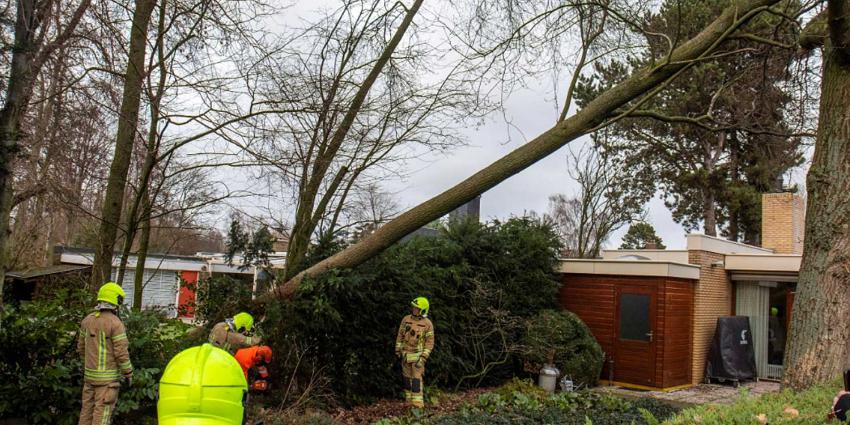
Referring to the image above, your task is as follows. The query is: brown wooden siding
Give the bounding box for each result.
[659,278,694,387]
[560,273,695,389]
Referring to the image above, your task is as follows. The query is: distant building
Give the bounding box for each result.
[54,247,285,319]
[401,196,482,242]
[449,196,481,222]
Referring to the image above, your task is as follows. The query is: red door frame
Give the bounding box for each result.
[178,271,199,318]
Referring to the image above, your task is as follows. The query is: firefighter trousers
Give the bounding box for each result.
[401,361,425,408]
[78,381,119,425]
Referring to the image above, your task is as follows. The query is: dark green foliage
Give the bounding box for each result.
[0,290,194,424]
[520,310,604,388]
[0,291,87,425]
[620,222,666,250]
[225,217,276,270]
[113,309,193,423]
[375,380,678,425]
[192,275,255,332]
[264,217,563,406]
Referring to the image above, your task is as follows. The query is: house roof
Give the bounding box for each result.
[6,264,91,280]
[559,259,700,280]
[724,253,801,282]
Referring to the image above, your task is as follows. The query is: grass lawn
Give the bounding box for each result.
[666,380,842,424]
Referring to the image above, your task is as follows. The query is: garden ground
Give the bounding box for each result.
[601,381,781,407]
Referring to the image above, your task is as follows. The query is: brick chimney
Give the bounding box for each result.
[761,192,806,254]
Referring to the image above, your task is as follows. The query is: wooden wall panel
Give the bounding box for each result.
[560,273,696,389]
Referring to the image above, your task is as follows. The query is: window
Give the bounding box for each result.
[620,293,651,341]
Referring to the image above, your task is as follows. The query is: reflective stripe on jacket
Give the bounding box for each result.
[77,310,133,384]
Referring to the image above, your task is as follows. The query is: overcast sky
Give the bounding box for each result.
[380,80,693,250]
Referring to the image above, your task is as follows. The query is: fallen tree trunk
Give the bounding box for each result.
[264,0,781,302]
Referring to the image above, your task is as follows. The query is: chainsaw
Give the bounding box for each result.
[250,365,270,392]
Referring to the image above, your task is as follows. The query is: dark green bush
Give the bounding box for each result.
[520,310,604,388]
[0,291,87,425]
[193,275,255,331]
[264,217,563,406]
[0,290,194,424]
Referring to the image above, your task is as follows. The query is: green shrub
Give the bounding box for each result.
[666,380,840,424]
[264,217,562,406]
[193,275,255,329]
[113,309,194,424]
[373,380,679,425]
[0,290,194,424]
[520,310,604,388]
[0,291,87,424]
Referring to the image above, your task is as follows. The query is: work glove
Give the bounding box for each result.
[415,357,426,368]
[123,373,133,387]
[395,349,402,358]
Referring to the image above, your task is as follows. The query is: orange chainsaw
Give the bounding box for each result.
[250,365,270,392]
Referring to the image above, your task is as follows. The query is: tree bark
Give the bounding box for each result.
[132,191,152,311]
[90,0,157,289]
[283,0,425,280]
[0,0,92,303]
[783,24,850,390]
[703,191,717,237]
[264,0,781,301]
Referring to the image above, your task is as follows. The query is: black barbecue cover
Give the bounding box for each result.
[705,316,757,381]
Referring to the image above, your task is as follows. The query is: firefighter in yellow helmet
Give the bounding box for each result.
[158,343,248,425]
[395,297,435,408]
[77,282,133,425]
[209,312,262,355]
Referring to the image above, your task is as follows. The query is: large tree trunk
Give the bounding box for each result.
[783,4,850,390]
[90,0,157,289]
[283,0,424,280]
[0,0,43,305]
[264,0,781,301]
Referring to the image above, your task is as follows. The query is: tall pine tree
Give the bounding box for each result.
[576,0,804,241]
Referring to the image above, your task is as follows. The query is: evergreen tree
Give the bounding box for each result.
[575,0,804,241]
[619,222,666,250]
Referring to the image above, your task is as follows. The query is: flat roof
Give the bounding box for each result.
[601,249,689,263]
[686,234,774,255]
[6,264,90,280]
[559,259,700,280]
[724,253,801,273]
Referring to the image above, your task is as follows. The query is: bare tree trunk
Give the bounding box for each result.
[132,191,152,311]
[0,0,43,305]
[783,4,850,389]
[264,0,780,301]
[703,191,717,237]
[91,0,157,289]
[284,0,425,280]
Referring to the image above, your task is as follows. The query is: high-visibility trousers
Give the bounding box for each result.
[401,361,425,408]
[78,381,119,425]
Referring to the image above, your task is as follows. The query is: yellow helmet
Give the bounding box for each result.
[157,344,248,425]
[411,297,430,317]
[96,282,126,306]
[232,312,254,333]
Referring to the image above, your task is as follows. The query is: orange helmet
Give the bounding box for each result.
[256,346,272,364]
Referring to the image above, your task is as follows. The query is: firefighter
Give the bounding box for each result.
[158,343,248,425]
[77,282,133,425]
[234,345,273,392]
[209,312,262,355]
[395,297,435,409]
